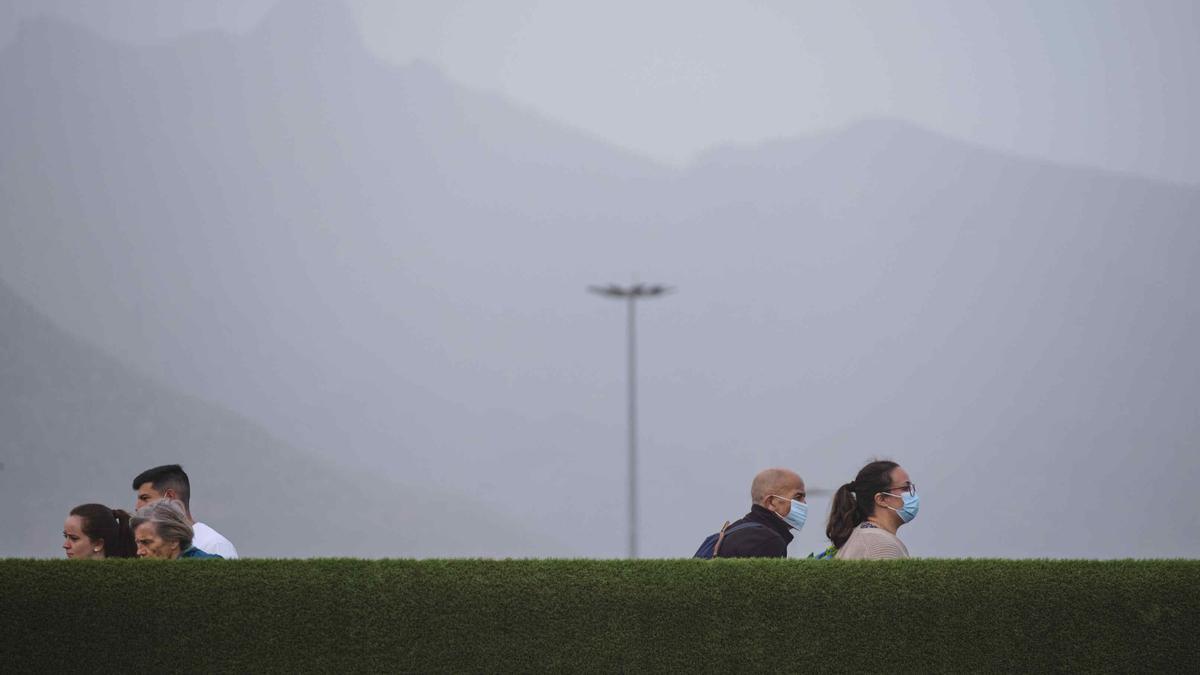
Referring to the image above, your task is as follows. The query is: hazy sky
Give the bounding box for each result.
[3,0,1197,183]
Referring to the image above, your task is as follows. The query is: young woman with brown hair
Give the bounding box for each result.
[62,504,136,559]
[826,460,919,559]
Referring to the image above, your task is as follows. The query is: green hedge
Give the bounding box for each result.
[2,559,1197,673]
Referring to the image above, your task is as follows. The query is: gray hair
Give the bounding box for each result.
[131,499,193,550]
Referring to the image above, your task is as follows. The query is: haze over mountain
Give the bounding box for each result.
[2,1,1197,558]
[0,279,555,557]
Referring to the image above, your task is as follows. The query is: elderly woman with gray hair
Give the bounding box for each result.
[131,500,223,559]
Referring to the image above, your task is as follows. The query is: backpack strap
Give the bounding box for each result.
[711,521,732,558]
[712,520,766,558]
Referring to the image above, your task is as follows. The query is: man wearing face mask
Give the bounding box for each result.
[714,468,807,558]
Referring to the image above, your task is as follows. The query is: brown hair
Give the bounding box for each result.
[825,460,899,549]
[69,504,136,558]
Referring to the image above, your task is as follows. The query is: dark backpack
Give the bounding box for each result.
[693,521,767,559]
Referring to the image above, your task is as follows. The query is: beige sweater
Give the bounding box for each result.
[835,524,909,560]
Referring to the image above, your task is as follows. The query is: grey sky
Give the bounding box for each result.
[3,0,1198,183]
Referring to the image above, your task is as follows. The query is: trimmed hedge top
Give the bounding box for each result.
[2,559,1197,673]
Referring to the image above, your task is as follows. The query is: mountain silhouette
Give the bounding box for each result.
[0,279,557,557]
[2,0,1197,557]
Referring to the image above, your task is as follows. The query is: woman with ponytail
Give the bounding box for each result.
[62,504,136,559]
[825,460,919,560]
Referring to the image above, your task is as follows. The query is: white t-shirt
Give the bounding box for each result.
[192,522,238,559]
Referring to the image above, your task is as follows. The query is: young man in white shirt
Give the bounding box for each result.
[131,464,238,559]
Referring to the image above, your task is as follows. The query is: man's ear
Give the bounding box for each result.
[163,488,178,501]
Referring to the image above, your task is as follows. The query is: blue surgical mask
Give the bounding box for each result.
[883,492,920,524]
[769,495,807,531]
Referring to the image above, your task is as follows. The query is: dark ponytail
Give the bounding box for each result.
[825,460,898,549]
[68,504,137,559]
[827,483,860,550]
[110,508,135,558]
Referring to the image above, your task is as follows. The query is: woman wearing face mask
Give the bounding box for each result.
[131,499,223,560]
[826,460,919,559]
[63,504,136,559]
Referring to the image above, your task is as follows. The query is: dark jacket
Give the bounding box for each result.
[715,504,792,558]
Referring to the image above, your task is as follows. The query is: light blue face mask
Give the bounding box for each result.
[769,495,807,531]
[883,492,920,524]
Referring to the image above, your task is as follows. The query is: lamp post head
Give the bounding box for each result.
[588,284,630,298]
[588,284,674,299]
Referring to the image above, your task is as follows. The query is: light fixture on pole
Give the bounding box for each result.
[588,282,673,559]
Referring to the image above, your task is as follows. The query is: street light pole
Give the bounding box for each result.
[625,292,637,560]
[588,283,673,559]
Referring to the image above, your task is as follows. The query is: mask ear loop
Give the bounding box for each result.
[766,494,797,514]
[877,492,902,515]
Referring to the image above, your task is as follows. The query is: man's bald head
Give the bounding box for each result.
[751,468,805,506]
